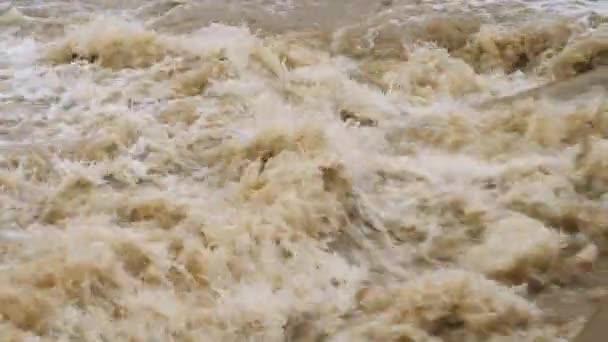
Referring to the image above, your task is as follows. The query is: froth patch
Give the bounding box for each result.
[550,24,608,79]
[47,18,168,69]
[460,215,560,283]
[352,270,540,340]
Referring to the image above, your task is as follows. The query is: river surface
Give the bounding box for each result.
[1,1,608,341]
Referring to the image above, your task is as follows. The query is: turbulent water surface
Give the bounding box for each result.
[3,0,608,341]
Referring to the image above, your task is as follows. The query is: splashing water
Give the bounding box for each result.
[2,0,608,341]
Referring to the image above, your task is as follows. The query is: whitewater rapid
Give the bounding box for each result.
[1,1,608,341]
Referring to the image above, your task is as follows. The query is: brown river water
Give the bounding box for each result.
[2,0,608,341]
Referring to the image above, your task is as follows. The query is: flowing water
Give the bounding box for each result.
[2,0,608,341]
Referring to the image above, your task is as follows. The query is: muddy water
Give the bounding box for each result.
[2,0,608,341]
